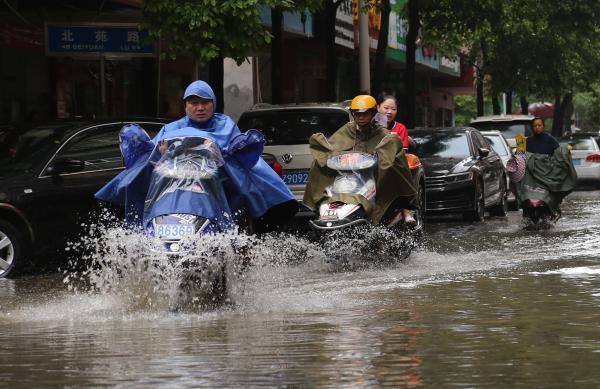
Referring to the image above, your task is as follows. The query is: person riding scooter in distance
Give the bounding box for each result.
[303,94,417,227]
[509,117,577,223]
[527,117,560,155]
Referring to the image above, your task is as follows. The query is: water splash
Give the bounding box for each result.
[63,212,421,314]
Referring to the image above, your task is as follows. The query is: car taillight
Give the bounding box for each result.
[273,161,284,177]
[585,154,600,162]
[526,199,545,207]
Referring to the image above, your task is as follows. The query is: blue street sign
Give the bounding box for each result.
[45,24,154,56]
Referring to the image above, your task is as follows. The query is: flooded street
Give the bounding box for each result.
[1,190,600,387]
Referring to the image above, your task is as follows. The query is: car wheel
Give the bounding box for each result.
[489,178,508,217]
[465,180,485,222]
[0,220,24,278]
[507,181,519,211]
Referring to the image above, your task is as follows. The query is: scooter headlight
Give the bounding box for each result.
[332,175,361,193]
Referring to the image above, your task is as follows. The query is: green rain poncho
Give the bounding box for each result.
[514,146,578,212]
[302,121,417,223]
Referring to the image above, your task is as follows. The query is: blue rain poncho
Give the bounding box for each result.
[95,81,296,230]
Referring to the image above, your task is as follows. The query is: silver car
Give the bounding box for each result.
[238,103,353,203]
[470,114,534,149]
[481,130,519,210]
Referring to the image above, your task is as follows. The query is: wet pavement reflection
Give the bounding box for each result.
[1,190,599,387]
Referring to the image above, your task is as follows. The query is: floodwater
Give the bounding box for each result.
[1,191,600,387]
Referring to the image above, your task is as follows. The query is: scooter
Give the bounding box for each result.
[140,136,237,303]
[309,152,378,230]
[308,150,425,261]
[144,136,232,253]
[521,198,560,228]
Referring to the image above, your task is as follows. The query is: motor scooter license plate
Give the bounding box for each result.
[156,224,195,239]
[572,159,582,166]
[283,170,309,185]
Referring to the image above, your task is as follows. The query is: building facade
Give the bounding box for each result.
[0,0,472,130]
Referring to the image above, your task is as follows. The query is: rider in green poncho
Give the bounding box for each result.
[509,118,577,217]
[303,95,417,225]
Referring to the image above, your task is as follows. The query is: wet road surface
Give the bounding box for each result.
[1,190,599,387]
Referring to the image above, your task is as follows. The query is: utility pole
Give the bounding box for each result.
[358,0,370,94]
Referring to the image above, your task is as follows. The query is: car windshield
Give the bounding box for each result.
[559,137,596,150]
[412,132,471,159]
[470,121,532,138]
[238,109,350,145]
[0,124,71,173]
[484,135,509,156]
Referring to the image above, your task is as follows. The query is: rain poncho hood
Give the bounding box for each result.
[95,80,296,229]
[512,147,578,212]
[303,121,417,223]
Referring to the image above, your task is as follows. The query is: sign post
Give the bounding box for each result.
[45,23,155,117]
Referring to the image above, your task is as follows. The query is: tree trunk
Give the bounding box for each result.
[476,41,486,117]
[315,1,343,102]
[209,55,224,113]
[492,93,501,115]
[551,94,562,137]
[373,0,391,97]
[560,92,573,136]
[476,72,484,116]
[506,91,513,114]
[520,95,528,115]
[404,0,420,128]
[271,8,283,104]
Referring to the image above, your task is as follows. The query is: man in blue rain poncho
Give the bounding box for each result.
[95,80,297,233]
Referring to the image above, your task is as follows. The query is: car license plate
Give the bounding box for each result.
[156,224,195,239]
[573,159,582,166]
[283,170,309,185]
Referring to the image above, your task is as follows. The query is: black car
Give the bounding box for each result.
[0,118,168,278]
[410,127,508,221]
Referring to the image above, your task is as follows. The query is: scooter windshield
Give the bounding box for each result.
[144,136,226,214]
[326,152,377,198]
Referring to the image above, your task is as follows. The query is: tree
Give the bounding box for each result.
[419,0,600,135]
[313,0,346,101]
[141,0,295,112]
[372,0,391,96]
[573,85,600,131]
[395,0,419,127]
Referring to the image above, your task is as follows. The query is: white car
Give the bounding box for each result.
[480,130,518,210]
[470,114,534,149]
[559,133,600,186]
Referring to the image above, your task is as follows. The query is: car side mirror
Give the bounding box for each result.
[46,157,85,175]
[478,147,490,158]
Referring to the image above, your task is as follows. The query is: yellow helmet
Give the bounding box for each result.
[350,95,377,114]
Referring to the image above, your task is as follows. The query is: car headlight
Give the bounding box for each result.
[444,172,473,183]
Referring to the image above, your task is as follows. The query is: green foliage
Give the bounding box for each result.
[420,0,600,102]
[141,0,321,64]
[573,84,600,131]
[454,95,493,126]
